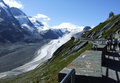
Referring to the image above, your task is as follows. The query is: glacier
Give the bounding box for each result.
[0,31,77,78]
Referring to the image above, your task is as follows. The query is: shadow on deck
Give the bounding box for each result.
[102,51,120,83]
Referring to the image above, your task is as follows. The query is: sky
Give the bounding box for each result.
[3,0,120,29]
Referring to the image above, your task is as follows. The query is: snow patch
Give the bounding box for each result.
[0,18,4,22]
[21,24,34,31]
[15,16,27,18]
[29,17,44,31]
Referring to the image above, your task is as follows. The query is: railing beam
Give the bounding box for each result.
[60,68,75,83]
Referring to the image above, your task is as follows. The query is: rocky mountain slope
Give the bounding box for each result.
[10,7,38,32]
[0,0,26,43]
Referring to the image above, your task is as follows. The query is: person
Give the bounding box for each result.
[106,39,110,51]
[115,38,118,49]
[93,43,97,50]
[109,38,112,50]
[118,38,120,50]
[112,38,116,51]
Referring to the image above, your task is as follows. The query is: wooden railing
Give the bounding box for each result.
[60,69,75,83]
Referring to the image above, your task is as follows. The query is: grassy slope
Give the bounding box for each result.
[82,14,120,38]
[1,39,93,83]
[102,20,120,38]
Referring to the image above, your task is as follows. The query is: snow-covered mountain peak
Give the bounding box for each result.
[51,23,84,32]
[10,7,39,32]
[0,0,68,43]
[0,0,83,43]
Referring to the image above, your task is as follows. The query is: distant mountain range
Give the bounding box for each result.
[0,0,70,43]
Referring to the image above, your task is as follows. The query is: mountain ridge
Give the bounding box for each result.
[0,0,69,43]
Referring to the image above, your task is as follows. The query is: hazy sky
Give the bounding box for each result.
[3,0,120,27]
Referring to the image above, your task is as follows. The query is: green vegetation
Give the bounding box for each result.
[82,21,109,38]
[102,21,120,38]
[82,14,120,38]
[2,39,93,83]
